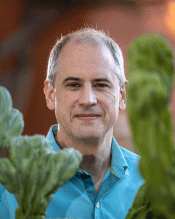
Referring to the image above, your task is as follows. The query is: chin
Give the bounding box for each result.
[74,132,103,143]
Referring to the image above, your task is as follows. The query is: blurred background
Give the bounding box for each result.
[0,0,175,152]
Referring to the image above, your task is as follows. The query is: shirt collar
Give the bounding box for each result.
[110,136,129,178]
[46,125,61,152]
[46,125,129,178]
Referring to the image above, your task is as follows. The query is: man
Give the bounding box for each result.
[43,28,144,218]
[0,28,144,219]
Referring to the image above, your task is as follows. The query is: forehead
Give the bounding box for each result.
[57,40,118,80]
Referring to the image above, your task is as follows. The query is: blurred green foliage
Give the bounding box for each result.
[0,87,24,149]
[0,86,82,219]
[126,34,175,218]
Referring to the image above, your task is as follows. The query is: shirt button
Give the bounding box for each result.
[96,202,100,208]
[78,170,84,174]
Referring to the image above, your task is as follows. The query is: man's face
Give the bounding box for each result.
[45,41,126,142]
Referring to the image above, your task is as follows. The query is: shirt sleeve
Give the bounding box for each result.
[0,183,11,219]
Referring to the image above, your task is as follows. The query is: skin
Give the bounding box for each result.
[44,40,126,192]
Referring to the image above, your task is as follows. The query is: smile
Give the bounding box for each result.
[75,114,100,121]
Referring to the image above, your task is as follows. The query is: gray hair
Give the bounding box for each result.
[46,28,127,88]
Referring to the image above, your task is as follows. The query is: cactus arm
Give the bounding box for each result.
[0,86,24,149]
[0,135,82,219]
[126,34,175,218]
[0,86,82,219]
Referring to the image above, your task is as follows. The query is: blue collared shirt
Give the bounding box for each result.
[0,125,144,219]
[46,125,144,219]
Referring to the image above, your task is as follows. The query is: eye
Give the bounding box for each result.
[95,83,109,88]
[66,82,81,89]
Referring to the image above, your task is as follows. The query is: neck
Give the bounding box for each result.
[55,128,113,192]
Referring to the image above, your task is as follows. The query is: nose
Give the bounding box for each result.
[78,85,97,107]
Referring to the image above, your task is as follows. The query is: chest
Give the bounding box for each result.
[46,172,142,219]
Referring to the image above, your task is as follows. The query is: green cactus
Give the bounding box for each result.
[0,86,82,219]
[0,87,24,149]
[126,34,175,218]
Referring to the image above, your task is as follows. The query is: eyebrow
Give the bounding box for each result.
[62,76,112,84]
[93,78,112,84]
[62,76,83,84]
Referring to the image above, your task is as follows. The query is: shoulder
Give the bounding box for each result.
[121,146,140,169]
[119,146,143,179]
[111,137,140,169]
[120,146,140,162]
[0,183,5,200]
[0,183,18,218]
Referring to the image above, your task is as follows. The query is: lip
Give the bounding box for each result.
[75,114,100,121]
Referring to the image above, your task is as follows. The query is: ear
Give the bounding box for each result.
[119,86,126,110]
[44,81,55,110]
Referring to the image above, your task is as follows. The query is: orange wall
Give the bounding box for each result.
[0,0,22,39]
[1,2,175,152]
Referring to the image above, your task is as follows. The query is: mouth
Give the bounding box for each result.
[75,114,100,121]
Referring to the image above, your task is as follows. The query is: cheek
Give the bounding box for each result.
[99,91,120,115]
[54,95,67,117]
[100,89,119,105]
[55,93,77,119]
[55,92,74,106]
